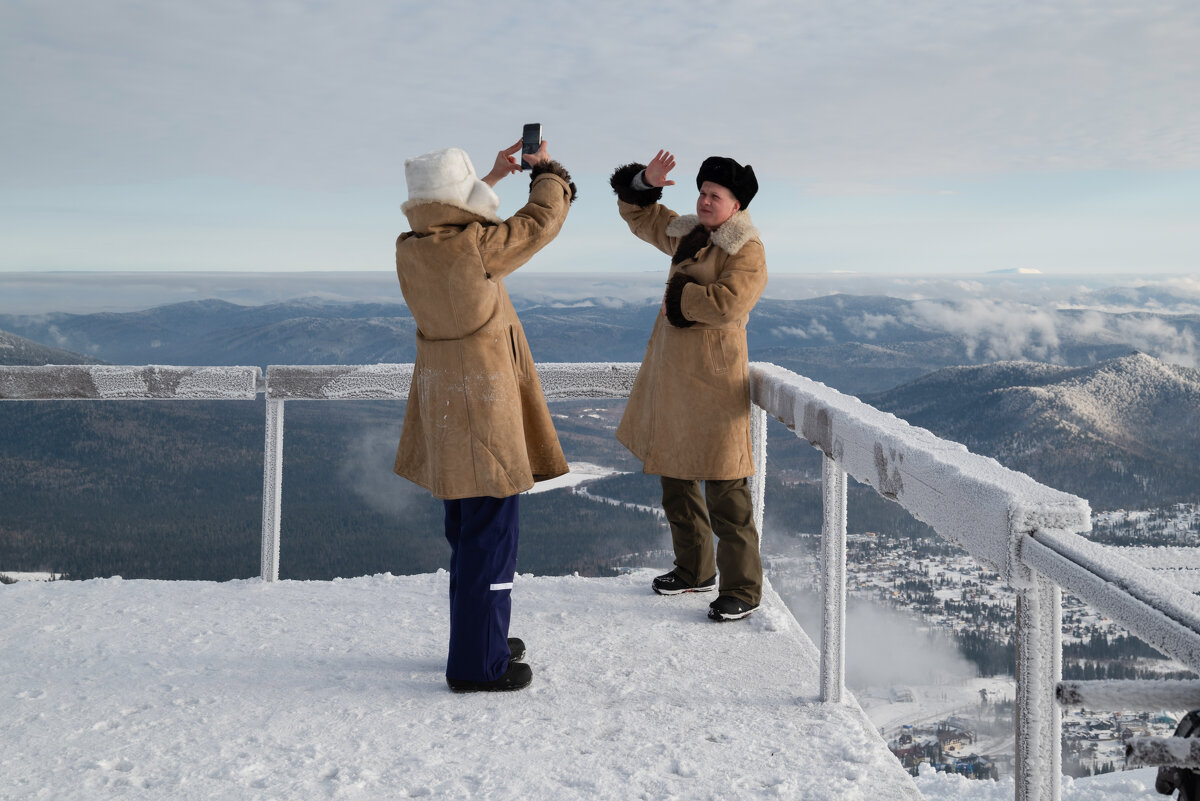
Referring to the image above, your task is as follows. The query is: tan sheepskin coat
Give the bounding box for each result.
[393,170,573,499]
[615,202,768,480]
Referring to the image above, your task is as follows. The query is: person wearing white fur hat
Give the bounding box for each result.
[394,139,576,693]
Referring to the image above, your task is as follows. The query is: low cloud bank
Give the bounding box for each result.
[903,298,1197,368]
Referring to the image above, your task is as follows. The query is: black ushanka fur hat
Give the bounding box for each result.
[696,156,758,209]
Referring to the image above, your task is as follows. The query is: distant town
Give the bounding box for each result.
[769,502,1200,779]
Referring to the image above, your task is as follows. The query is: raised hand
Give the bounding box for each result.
[481,141,523,187]
[521,140,551,169]
[644,149,677,187]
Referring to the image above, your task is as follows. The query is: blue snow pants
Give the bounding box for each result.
[443,495,519,683]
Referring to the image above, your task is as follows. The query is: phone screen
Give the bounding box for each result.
[521,123,542,170]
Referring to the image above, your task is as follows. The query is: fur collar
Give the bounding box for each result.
[402,198,502,227]
[665,210,758,255]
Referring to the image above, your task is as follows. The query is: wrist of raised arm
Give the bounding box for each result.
[530,161,578,203]
[610,162,663,207]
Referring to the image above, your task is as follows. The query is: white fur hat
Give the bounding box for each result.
[401,147,501,222]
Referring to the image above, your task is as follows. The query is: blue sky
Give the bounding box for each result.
[1,0,1197,274]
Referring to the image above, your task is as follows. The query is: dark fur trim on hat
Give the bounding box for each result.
[664,272,699,328]
[531,160,578,204]
[610,162,663,207]
[671,224,710,265]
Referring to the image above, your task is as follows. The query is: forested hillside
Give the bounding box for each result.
[0,400,668,580]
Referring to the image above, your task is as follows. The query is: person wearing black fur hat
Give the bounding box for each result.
[610,150,767,621]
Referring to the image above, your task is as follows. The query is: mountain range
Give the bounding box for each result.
[862,353,1200,509]
[2,293,1182,394]
[0,328,103,366]
[2,295,1197,521]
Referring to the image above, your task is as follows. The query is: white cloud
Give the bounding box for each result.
[1075,315,1198,368]
[904,298,1062,361]
[846,312,899,341]
[3,0,1198,191]
[3,2,1198,273]
[903,294,1200,368]
[773,319,835,341]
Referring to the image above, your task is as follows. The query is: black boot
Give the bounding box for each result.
[508,637,526,663]
[707,595,758,621]
[652,570,716,596]
[446,661,533,694]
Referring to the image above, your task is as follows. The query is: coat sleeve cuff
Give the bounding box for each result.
[610,162,663,207]
[664,272,699,328]
[531,160,578,204]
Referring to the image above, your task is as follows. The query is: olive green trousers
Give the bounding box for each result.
[660,476,762,605]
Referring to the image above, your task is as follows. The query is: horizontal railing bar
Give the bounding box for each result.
[263,362,641,401]
[1057,679,1200,709]
[0,365,260,401]
[1113,546,1200,571]
[1126,736,1200,769]
[1143,571,1200,593]
[265,364,413,400]
[1022,533,1200,671]
[747,362,1091,581]
[1030,529,1200,641]
[537,363,641,399]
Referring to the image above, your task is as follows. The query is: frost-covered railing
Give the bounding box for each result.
[259,364,660,582]
[7,361,1200,801]
[748,363,1200,801]
[0,365,260,400]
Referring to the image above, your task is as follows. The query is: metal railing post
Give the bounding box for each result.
[1015,571,1061,801]
[749,405,767,542]
[260,398,284,582]
[820,453,848,704]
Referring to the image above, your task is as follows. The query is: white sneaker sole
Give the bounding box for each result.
[708,605,757,621]
[653,584,717,596]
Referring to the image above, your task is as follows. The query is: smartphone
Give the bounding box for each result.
[520,123,542,170]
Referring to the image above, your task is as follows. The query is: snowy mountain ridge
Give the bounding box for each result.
[864,353,1200,508]
[3,292,1195,395]
[0,329,103,366]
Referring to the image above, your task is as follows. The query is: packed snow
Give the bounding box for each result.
[0,571,1171,800]
[522,461,621,495]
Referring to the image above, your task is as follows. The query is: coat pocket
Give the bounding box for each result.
[508,325,530,381]
[704,330,729,375]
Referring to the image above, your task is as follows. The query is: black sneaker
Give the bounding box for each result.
[446,661,533,694]
[508,637,526,663]
[707,595,758,621]
[652,571,717,596]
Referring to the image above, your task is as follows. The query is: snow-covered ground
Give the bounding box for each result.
[912,763,1163,801]
[2,570,922,800]
[1,570,1169,800]
[521,461,621,495]
[857,677,1016,739]
[0,571,59,582]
